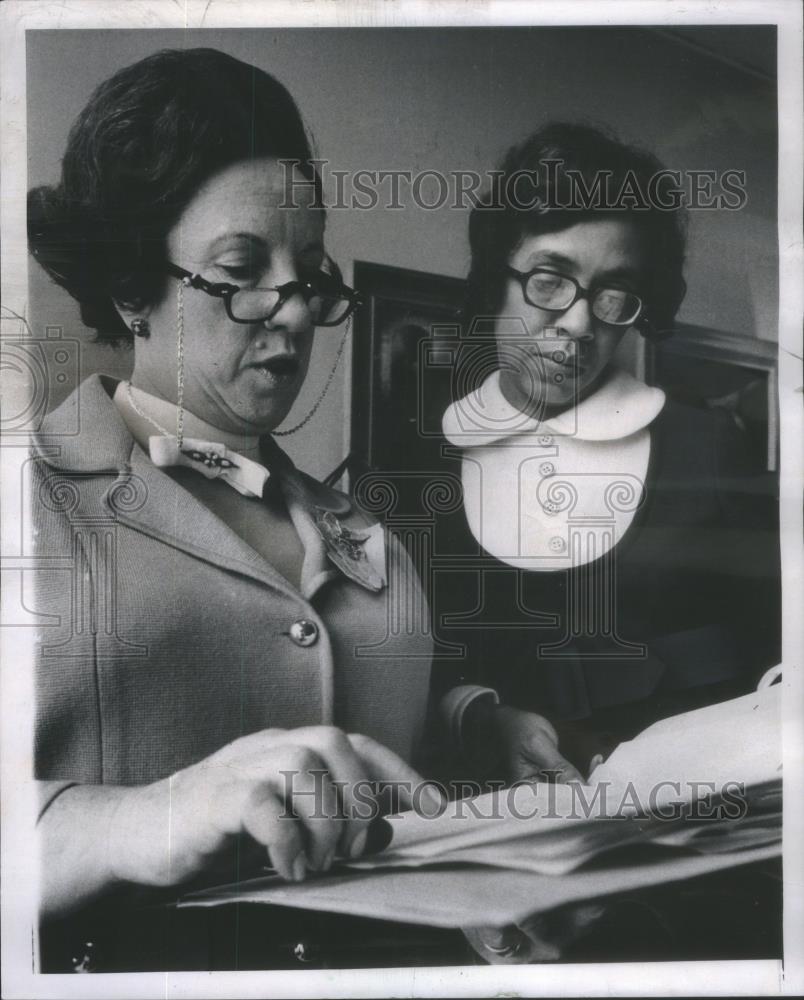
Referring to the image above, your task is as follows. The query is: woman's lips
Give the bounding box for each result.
[532,353,585,382]
[248,355,300,386]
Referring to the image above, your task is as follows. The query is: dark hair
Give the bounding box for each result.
[464,122,688,338]
[28,48,323,345]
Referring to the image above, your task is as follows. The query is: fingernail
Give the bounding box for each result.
[349,827,368,859]
[423,785,446,814]
[322,846,336,870]
[364,817,394,855]
[292,853,307,883]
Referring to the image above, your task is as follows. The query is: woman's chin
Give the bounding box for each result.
[205,397,295,437]
[228,381,303,434]
[508,377,580,417]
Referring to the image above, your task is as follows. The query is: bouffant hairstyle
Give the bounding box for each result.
[28,48,322,345]
[464,122,688,338]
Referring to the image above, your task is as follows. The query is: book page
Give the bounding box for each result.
[588,680,782,804]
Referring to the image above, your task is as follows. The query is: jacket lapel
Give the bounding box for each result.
[121,445,304,593]
[33,375,347,596]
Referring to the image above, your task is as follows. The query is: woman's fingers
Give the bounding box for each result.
[167,725,429,883]
[347,732,445,815]
[274,745,343,871]
[508,720,585,784]
[463,924,531,964]
[270,727,377,861]
[513,737,585,784]
[465,903,607,965]
[206,747,344,878]
[280,727,445,862]
[240,782,306,882]
[491,706,585,785]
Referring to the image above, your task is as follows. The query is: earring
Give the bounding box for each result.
[131,318,150,337]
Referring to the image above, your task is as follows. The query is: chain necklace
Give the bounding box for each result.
[124,381,173,438]
[123,278,188,443]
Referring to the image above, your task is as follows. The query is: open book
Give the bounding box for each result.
[180,680,782,928]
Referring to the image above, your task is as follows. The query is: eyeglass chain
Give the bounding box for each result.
[127,278,352,443]
[273,314,352,436]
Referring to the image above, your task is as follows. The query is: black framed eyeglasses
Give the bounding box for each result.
[166,258,362,327]
[505,265,643,327]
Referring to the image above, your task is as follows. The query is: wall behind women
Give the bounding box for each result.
[27,27,777,479]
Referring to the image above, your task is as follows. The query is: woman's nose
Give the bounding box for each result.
[556,297,595,343]
[260,251,313,334]
[262,286,312,335]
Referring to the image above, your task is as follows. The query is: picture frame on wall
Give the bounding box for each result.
[650,323,779,472]
[350,261,465,478]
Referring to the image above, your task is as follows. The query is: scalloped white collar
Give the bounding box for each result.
[443,367,665,447]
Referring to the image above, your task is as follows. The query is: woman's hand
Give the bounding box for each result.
[492,704,585,784]
[460,703,592,962]
[464,902,606,964]
[462,700,584,785]
[41,726,435,917]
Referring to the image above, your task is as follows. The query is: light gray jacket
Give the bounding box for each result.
[32,376,432,812]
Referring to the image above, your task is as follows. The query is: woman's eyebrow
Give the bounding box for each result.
[206,232,266,254]
[520,251,640,282]
[521,251,576,270]
[204,235,325,259]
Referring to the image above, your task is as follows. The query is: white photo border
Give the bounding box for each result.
[2,2,802,997]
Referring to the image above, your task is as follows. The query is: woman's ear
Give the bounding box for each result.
[112,299,152,338]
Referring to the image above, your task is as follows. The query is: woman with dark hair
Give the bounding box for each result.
[437,124,781,959]
[433,123,780,962]
[28,47,453,971]
[461,122,688,342]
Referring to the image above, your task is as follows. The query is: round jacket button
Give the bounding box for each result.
[538,434,553,446]
[289,619,319,647]
[549,535,566,553]
[542,500,560,516]
[539,462,555,476]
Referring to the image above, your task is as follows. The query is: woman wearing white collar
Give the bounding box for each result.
[439,123,780,961]
[444,365,665,573]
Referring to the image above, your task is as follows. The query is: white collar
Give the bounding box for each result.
[442,367,665,447]
[114,382,263,463]
[113,381,269,498]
